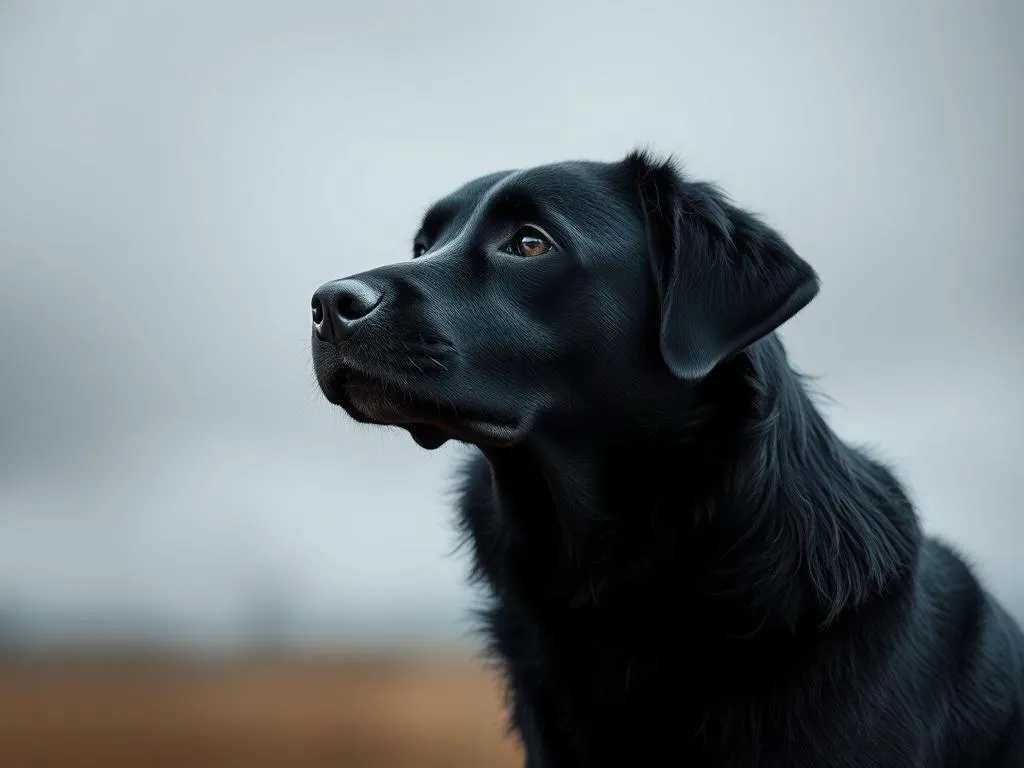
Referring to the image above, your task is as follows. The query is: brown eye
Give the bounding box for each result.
[511,228,553,257]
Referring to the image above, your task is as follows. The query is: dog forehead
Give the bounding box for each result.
[497,161,641,249]
[421,159,630,233]
[418,170,516,234]
[492,161,627,211]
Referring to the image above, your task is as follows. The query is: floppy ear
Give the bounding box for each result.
[629,152,820,382]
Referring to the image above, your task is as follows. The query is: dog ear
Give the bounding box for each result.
[628,151,820,382]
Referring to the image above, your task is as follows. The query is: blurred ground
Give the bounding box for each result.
[0,654,522,768]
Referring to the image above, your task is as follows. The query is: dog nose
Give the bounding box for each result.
[311,279,384,341]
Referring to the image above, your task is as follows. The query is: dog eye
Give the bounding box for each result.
[412,243,427,258]
[509,228,553,258]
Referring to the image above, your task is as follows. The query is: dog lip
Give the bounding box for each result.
[312,339,522,444]
[333,367,523,445]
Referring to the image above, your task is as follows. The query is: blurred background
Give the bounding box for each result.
[0,0,1021,765]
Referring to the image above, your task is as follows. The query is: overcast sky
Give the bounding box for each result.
[0,0,1021,651]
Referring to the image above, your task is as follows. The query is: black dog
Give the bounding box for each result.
[311,151,1024,766]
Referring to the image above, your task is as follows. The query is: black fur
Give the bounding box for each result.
[311,151,1024,766]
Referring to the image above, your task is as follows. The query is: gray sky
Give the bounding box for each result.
[0,0,1021,651]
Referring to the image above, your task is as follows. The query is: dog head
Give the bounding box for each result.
[310,151,819,450]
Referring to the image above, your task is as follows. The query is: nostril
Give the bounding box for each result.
[311,297,324,326]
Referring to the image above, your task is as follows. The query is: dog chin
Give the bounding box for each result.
[408,426,449,450]
[337,387,525,450]
[406,418,526,451]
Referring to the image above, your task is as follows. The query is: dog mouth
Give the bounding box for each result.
[325,367,523,449]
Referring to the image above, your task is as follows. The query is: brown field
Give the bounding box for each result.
[0,654,523,768]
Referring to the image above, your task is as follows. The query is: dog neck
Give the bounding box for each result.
[469,335,922,637]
